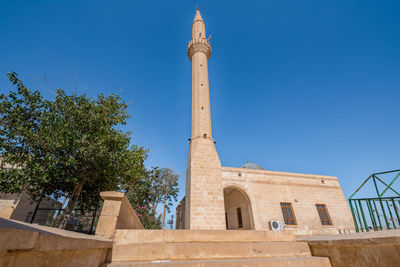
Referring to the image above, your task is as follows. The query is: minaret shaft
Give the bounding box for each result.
[188,10,213,140]
[184,9,226,230]
[191,52,212,139]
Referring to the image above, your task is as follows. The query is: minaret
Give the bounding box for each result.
[188,8,212,140]
[184,8,226,230]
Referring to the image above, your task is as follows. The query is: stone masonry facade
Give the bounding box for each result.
[176,9,355,235]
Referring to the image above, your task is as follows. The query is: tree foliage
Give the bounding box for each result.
[0,72,147,228]
[123,173,162,229]
[125,167,179,229]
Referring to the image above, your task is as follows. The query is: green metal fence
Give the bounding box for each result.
[349,197,400,232]
[349,170,400,232]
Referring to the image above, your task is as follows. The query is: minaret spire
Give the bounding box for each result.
[193,8,203,23]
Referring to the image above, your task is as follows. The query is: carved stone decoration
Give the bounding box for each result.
[187,38,212,60]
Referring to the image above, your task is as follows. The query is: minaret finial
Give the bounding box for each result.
[193,6,204,24]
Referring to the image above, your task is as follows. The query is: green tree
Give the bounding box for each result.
[124,167,179,229]
[157,168,179,229]
[124,171,161,229]
[0,72,147,229]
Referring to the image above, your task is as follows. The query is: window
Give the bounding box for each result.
[316,204,332,225]
[225,212,229,229]
[280,202,296,225]
[237,207,243,228]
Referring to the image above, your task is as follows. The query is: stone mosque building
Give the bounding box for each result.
[175,9,355,235]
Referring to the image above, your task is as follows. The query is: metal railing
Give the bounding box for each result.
[29,199,101,235]
[349,170,400,232]
[349,197,400,232]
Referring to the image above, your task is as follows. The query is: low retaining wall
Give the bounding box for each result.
[114,229,296,244]
[95,191,143,239]
[0,218,112,267]
[300,229,400,267]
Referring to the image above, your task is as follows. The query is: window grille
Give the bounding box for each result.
[280,202,297,225]
[316,204,332,225]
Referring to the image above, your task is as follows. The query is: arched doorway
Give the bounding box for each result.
[224,186,255,230]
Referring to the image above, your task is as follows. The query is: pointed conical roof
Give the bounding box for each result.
[193,8,204,23]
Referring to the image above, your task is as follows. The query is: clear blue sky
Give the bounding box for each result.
[1,0,399,222]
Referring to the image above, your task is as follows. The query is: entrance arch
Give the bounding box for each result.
[223,186,255,230]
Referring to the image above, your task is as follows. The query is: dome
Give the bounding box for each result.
[241,162,265,170]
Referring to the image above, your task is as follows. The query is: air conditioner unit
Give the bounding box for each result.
[269,221,283,231]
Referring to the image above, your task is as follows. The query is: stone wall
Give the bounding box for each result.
[221,167,355,235]
[0,194,17,219]
[224,187,253,230]
[175,196,186,229]
[0,218,112,267]
[176,166,354,234]
[301,229,400,267]
[0,192,61,224]
[95,191,143,239]
[185,138,226,230]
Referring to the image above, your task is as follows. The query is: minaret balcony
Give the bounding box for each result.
[187,37,212,60]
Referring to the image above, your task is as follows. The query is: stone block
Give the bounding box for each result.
[301,230,400,267]
[0,206,14,219]
[0,218,112,267]
[102,257,331,267]
[96,191,143,239]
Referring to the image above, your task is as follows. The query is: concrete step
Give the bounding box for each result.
[103,257,331,267]
[114,230,295,244]
[111,241,312,262]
